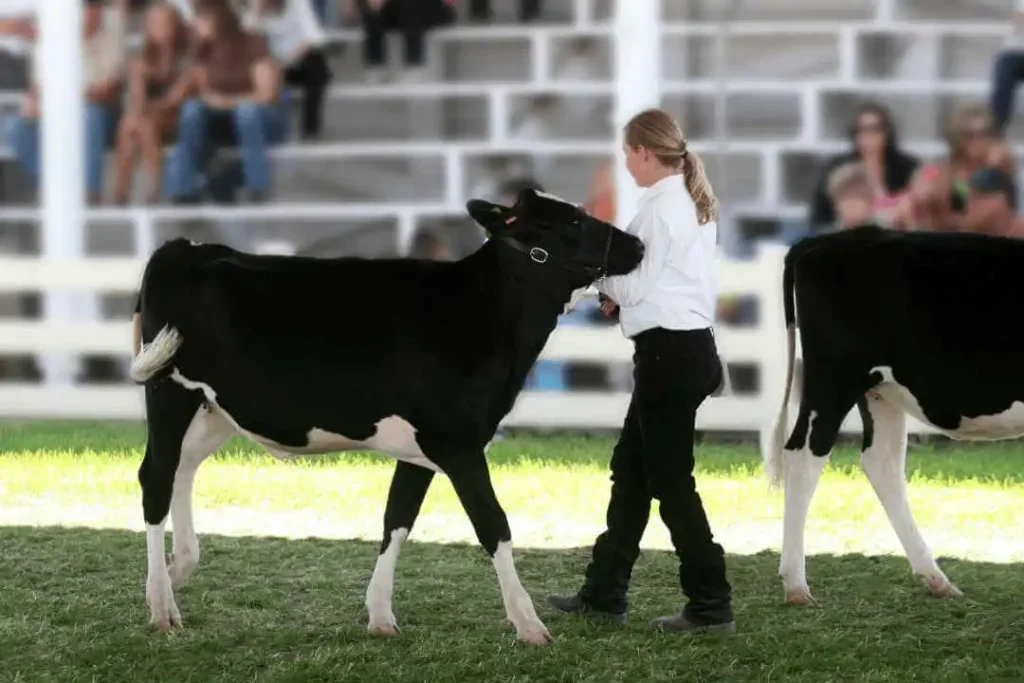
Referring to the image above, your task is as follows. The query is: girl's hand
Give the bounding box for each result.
[599,296,618,317]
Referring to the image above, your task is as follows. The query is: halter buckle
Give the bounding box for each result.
[529,247,549,264]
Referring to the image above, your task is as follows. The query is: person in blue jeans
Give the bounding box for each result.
[3,0,125,203]
[4,103,117,203]
[165,1,289,203]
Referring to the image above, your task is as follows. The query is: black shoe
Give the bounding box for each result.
[546,594,626,625]
[651,610,735,634]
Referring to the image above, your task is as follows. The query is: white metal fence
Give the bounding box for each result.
[0,239,939,436]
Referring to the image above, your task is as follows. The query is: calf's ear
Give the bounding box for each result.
[467,199,513,237]
[514,188,583,227]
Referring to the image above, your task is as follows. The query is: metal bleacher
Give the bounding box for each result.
[1,0,1022,259]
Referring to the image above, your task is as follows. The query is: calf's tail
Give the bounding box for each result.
[130,292,183,384]
[761,253,797,489]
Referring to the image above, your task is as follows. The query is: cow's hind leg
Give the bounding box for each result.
[366,461,435,636]
[858,393,960,598]
[167,406,234,588]
[779,406,848,605]
[139,380,204,631]
[445,453,550,645]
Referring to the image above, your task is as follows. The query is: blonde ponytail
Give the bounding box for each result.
[624,107,718,225]
[683,150,718,225]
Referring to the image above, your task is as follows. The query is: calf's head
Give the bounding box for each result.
[467,188,645,289]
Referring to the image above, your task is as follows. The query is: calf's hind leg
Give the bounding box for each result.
[167,406,234,588]
[366,461,435,636]
[857,393,959,598]
[139,381,205,631]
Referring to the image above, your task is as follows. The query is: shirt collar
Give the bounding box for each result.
[637,173,684,209]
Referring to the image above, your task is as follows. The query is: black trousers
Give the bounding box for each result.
[579,327,733,624]
[283,48,331,139]
[469,0,541,21]
[991,50,1024,134]
[357,0,456,67]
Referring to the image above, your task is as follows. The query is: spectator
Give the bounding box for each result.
[964,167,1024,238]
[167,0,239,23]
[989,0,1024,135]
[496,175,544,206]
[468,0,540,23]
[244,0,331,140]
[165,0,289,204]
[409,227,454,260]
[351,0,455,82]
[895,103,1015,232]
[111,1,192,204]
[2,0,126,205]
[827,162,876,229]
[584,159,616,223]
[0,1,35,91]
[809,101,919,231]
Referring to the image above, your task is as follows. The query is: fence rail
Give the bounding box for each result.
[0,243,940,437]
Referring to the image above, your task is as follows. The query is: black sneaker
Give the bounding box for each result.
[546,594,626,625]
[651,610,735,634]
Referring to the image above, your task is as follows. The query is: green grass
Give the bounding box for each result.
[1,420,1024,682]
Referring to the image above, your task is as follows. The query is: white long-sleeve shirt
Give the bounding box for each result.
[596,173,719,339]
[245,0,325,66]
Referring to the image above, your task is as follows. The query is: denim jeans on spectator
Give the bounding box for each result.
[166,97,290,201]
[991,49,1024,133]
[2,103,114,198]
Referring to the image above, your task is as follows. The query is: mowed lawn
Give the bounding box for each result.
[1,421,1024,682]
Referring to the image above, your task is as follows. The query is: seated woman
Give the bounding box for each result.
[165,0,289,203]
[893,102,1015,232]
[111,1,192,204]
[808,101,919,232]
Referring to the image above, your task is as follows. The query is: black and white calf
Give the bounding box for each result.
[762,224,1024,604]
[129,189,644,645]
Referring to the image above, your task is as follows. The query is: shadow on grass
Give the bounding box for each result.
[4,419,1024,486]
[1,525,1023,683]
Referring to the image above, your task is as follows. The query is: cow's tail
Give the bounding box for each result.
[762,252,797,490]
[130,323,182,384]
[130,277,183,385]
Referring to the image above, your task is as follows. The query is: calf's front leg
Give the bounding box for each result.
[366,461,435,635]
[446,453,551,645]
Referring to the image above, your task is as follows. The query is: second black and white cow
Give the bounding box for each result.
[762,224,1024,605]
[129,189,644,645]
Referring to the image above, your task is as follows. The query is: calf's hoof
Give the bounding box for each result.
[147,584,182,631]
[516,622,553,646]
[783,586,816,606]
[367,614,401,636]
[148,603,182,632]
[166,552,197,589]
[921,574,963,598]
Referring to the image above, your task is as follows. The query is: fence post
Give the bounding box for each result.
[613,0,661,230]
[38,0,86,387]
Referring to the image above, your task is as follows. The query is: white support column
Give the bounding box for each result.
[396,213,416,257]
[444,149,464,209]
[488,89,509,142]
[530,33,550,83]
[39,0,85,386]
[613,0,661,229]
[573,0,591,25]
[875,0,896,22]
